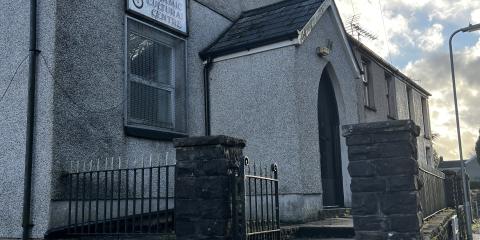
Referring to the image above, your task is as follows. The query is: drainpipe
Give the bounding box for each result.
[22,0,38,239]
[203,58,213,136]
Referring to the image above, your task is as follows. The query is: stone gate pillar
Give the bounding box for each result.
[174,135,246,240]
[343,120,422,240]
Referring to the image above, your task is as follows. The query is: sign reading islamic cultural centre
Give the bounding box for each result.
[128,0,187,34]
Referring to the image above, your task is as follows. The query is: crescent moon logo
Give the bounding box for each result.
[133,0,143,9]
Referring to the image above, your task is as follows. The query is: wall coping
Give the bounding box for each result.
[343,120,420,137]
[174,135,246,148]
[421,208,456,238]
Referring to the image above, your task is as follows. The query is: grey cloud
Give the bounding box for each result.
[404,49,480,159]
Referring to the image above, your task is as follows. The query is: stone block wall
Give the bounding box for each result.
[343,120,423,239]
[174,135,246,240]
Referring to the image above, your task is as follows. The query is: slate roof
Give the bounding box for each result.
[200,0,326,59]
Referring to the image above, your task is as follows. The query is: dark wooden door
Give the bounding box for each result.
[318,71,344,207]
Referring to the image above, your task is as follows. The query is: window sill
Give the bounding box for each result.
[125,125,188,141]
[364,105,377,112]
[387,115,397,120]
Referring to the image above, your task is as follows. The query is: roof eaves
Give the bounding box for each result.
[201,31,299,60]
[199,14,243,60]
[348,35,432,97]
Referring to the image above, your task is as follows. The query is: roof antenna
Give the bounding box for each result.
[346,14,378,42]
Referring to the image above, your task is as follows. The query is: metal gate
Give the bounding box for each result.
[241,157,280,240]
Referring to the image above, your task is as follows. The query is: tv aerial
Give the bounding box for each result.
[346,14,378,42]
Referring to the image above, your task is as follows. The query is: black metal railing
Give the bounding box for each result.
[244,157,280,240]
[419,166,446,219]
[65,159,175,236]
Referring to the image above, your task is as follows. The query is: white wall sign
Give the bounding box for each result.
[128,0,187,34]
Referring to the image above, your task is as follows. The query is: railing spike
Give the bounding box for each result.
[165,151,169,166]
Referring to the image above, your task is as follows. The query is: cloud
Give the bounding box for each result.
[384,0,480,24]
[403,38,480,159]
[417,23,444,52]
[335,0,415,58]
[471,8,480,24]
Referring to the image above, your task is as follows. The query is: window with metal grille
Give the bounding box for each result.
[125,18,187,139]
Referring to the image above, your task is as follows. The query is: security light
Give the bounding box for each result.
[462,23,480,32]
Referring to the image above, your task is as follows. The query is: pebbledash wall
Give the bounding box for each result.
[0,0,313,238]
[0,0,433,238]
[0,0,233,238]
[207,7,361,221]
[0,1,56,238]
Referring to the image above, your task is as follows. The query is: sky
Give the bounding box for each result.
[335,0,480,160]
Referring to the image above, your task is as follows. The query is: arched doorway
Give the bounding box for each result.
[318,70,344,207]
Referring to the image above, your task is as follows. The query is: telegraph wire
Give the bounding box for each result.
[0,54,29,104]
[378,0,392,63]
[39,52,127,114]
[349,0,355,15]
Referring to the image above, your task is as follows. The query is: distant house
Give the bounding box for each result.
[349,36,434,168]
[438,157,480,182]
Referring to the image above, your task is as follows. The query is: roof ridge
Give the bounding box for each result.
[242,0,320,17]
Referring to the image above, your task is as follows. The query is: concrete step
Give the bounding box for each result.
[294,226,354,239]
[294,239,353,240]
[282,217,354,239]
[317,208,351,220]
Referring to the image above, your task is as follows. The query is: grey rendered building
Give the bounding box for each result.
[0,0,433,238]
[349,36,434,168]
